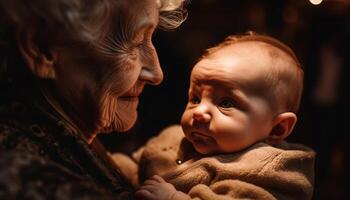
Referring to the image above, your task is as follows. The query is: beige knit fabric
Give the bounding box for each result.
[111,125,315,200]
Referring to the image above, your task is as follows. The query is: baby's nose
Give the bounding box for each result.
[193,106,211,123]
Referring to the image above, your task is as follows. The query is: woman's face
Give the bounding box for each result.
[52,0,163,134]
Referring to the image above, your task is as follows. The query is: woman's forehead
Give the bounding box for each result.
[102,0,158,39]
[113,0,159,24]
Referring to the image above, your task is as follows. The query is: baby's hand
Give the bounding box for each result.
[135,175,177,200]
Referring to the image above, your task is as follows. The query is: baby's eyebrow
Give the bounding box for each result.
[193,76,241,89]
[232,88,248,101]
[223,85,250,110]
[192,78,250,109]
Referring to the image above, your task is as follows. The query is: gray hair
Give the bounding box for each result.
[0,0,187,50]
[158,0,187,30]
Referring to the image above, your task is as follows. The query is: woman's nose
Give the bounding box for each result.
[140,44,163,85]
[193,104,211,123]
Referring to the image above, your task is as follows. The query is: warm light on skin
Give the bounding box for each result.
[310,0,323,5]
[180,42,281,155]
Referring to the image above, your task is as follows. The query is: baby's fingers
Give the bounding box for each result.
[138,184,158,192]
[135,189,155,200]
[143,179,159,186]
[150,175,165,183]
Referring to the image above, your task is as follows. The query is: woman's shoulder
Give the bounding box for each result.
[0,111,134,199]
[0,118,44,155]
[0,150,132,200]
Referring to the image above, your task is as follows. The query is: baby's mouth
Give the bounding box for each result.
[192,131,211,140]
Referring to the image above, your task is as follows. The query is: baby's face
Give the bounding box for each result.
[181,42,277,155]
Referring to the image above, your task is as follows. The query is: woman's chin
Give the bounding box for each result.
[99,112,137,133]
[117,117,137,132]
[117,108,138,132]
[98,97,140,133]
[118,97,139,109]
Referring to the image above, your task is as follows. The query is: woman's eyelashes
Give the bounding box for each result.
[130,38,144,48]
[125,40,146,61]
[128,28,155,61]
[127,46,139,61]
[129,37,154,60]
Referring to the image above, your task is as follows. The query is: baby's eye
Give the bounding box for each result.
[219,99,236,108]
[190,96,201,104]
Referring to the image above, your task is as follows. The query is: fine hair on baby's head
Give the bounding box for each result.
[200,32,304,114]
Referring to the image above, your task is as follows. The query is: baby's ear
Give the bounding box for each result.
[265,112,297,145]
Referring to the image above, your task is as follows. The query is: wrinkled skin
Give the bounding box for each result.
[51,0,163,139]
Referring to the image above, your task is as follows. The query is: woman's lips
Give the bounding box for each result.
[119,92,141,102]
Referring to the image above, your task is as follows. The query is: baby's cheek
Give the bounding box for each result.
[180,116,191,136]
[180,109,191,125]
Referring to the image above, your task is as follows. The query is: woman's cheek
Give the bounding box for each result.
[106,60,140,94]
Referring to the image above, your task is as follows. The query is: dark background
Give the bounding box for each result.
[100,0,350,199]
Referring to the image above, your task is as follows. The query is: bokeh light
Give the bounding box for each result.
[310,0,323,5]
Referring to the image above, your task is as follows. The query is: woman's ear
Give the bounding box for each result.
[16,31,57,79]
[265,112,297,145]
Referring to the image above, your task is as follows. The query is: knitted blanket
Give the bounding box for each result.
[112,125,315,200]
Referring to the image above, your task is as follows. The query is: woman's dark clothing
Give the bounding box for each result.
[0,100,134,200]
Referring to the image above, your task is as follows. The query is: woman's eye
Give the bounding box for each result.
[128,41,145,59]
[132,41,144,48]
[128,48,138,60]
[128,42,141,53]
[219,99,236,108]
[190,96,200,104]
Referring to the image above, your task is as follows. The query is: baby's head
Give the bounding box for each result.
[181,32,303,155]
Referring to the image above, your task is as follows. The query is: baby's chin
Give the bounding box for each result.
[190,141,216,155]
[186,132,217,155]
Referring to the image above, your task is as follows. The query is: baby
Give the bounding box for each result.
[111,32,315,200]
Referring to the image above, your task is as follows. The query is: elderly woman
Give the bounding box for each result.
[0,0,187,199]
